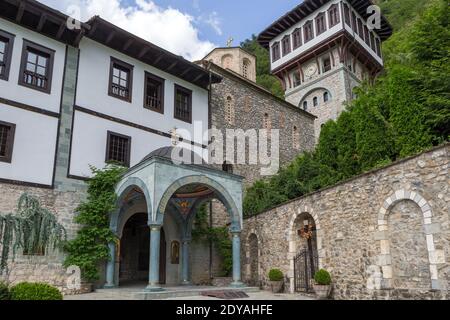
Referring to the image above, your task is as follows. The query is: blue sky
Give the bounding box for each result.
[42,0,303,60]
[145,0,302,46]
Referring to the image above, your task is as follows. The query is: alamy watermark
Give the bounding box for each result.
[170,122,280,176]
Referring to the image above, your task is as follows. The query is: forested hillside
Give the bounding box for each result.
[243,0,449,217]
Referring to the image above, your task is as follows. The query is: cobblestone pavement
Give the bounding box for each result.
[64,290,316,301]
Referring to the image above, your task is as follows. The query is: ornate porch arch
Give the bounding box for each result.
[376,189,445,290]
[110,177,152,236]
[105,147,245,290]
[156,175,242,231]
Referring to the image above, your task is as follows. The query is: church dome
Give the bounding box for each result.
[140,146,207,165]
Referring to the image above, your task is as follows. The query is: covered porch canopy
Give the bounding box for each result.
[105,147,244,291]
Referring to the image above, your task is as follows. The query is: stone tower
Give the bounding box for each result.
[257,0,392,141]
[203,47,257,83]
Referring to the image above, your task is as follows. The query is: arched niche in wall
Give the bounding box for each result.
[221,54,233,70]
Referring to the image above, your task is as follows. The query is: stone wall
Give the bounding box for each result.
[209,63,316,186]
[284,47,365,141]
[0,182,85,294]
[242,144,450,300]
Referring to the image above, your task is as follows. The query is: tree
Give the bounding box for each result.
[0,194,66,275]
[242,0,449,217]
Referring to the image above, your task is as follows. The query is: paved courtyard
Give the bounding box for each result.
[64,285,316,300]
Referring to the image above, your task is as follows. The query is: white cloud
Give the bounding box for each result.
[40,0,216,61]
[203,11,223,36]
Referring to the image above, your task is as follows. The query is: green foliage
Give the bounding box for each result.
[10,282,62,300]
[268,269,284,281]
[241,35,284,98]
[314,269,331,286]
[63,164,126,282]
[0,194,67,275]
[243,180,288,217]
[243,0,449,217]
[0,282,10,300]
[374,0,429,31]
[192,203,232,276]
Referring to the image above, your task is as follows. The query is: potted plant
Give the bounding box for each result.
[268,269,284,293]
[313,269,332,299]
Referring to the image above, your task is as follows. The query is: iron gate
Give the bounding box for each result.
[294,248,318,292]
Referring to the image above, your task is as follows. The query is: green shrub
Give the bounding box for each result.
[0,282,10,300]
[314,269,331,286]
[268,269,283,281]
[10,282,63,300]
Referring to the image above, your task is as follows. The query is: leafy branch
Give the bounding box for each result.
[0,194,66,275]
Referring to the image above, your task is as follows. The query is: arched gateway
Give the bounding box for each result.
[104,147,244,291]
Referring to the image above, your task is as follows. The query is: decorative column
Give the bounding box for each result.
[181,239,191,285]
[231,231,244,287]
[104,242,116,288]
[146,225,164,292]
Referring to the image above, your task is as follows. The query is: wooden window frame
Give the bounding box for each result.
[322,57,332,73]
[328,4,340,28]
[315,13,327,36]
[375,38,382,57]
[18,39,55,94]
[174,84,192,124]
[343,4,351,26]
[303,20,314,43]
[144,71,165,114]
[293,71,302,87]
[351,12,357,32]
[0,30,15,81]
[271,42,280,62]
[281,35,291,56]
[105,131,132,167]
[0,120,16,163]
[108,57,134,103]
[292,28,302,50]
[357,18,364,39]
[370,32,376,52]
[364,25,371,46]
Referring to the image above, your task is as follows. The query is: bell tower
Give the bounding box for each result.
[257,0,393,141]
[203,47,257,83]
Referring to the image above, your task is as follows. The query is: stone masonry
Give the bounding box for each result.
[285,48,365,142]
[242,144,450,300]
[206,62,316,186]
[0,183,84,294]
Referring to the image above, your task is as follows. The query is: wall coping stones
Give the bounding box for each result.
[244,143,449,220]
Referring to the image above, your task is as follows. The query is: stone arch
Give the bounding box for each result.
[245,230,261,286]
[376,189,445,290]
[156,175,242,231]
[242,58,251,79]
[111,177,152,236]
[286,205,323,293]
[299,87,332,108]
